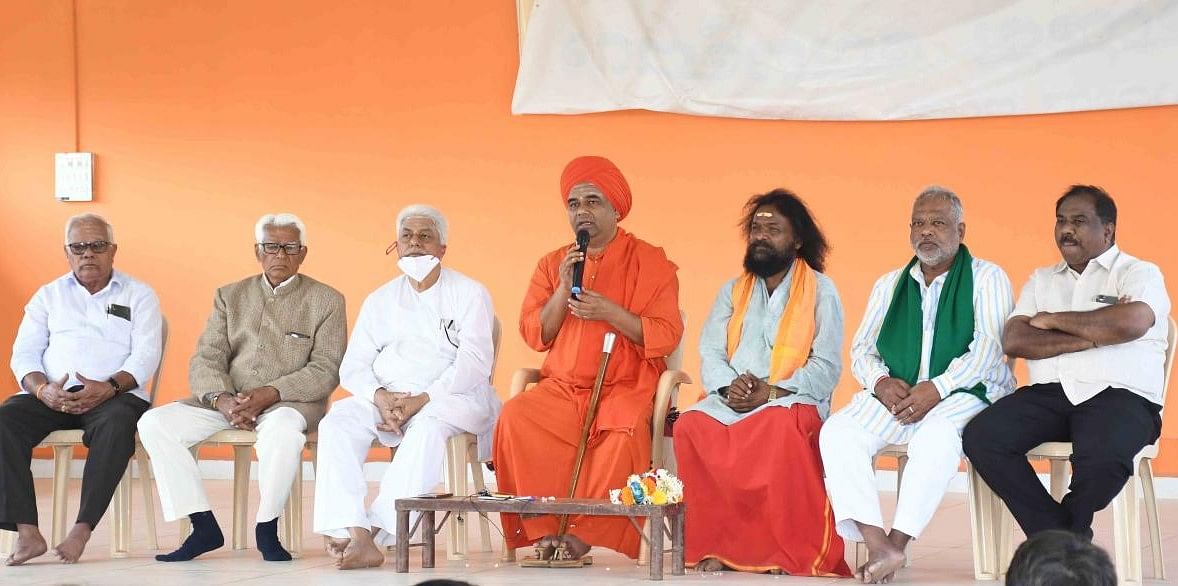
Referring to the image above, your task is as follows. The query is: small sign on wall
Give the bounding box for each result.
[55,152,93,202]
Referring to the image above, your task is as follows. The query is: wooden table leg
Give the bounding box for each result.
[648,510,664,581]
[396,510,410,573]
[423,511,436,569]
[670,508,685,576]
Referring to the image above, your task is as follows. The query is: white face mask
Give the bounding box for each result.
[397,254,440,282]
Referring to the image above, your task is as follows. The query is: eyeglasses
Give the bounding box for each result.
[258,242,304,255]
[66,241,112,255]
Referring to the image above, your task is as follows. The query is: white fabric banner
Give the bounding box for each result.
[512,1,1178,120]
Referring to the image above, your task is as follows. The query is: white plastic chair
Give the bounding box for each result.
[855,443,1002,580]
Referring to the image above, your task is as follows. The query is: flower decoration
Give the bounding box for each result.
[609,468,683,505]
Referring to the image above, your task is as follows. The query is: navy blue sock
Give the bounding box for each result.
[156,510,224,562]
[255,517,292,561]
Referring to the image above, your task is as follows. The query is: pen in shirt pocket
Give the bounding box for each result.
[286,331,311,339]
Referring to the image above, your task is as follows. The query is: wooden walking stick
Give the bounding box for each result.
[522,332,616,568]
[560,332,616,531]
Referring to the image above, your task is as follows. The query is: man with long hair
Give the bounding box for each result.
[674,189,851,577]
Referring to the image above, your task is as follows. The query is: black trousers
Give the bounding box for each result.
[962,383,1161,537]
[0,392,149,531]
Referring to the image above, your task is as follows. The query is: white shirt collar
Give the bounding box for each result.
[403,267,446,295]
[1053,244,1120,275]
[67,270,123,295]
[907,261,948,290]
[261,273,299,294]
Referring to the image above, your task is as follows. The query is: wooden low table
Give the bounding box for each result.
[394,496,685,580]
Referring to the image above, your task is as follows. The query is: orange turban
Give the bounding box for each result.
[560,156,633,220]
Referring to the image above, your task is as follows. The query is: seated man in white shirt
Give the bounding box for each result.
[312,204,501,570]
[1,213,163,565]
[964,185,1169,541]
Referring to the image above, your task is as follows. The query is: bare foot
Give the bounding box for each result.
[854,561,869,581]
[696,558,726,572]
[5,527,47,566]
[534,535,560,560]
[886,530,911,552]
[324,536,350,560]
[861,546,906,584]
[52,523,92,564]
[559,534,591,560]
[336,537,384,570]
[878,530,910,583]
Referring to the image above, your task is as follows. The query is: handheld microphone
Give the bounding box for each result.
[570,229,590,297]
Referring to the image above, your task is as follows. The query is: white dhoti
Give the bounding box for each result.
[312,397,462,546]
[819,390,985,542]
[137,401,308,522]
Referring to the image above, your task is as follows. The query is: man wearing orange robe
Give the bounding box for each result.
[493,156,683,560]
[674,189,851,577]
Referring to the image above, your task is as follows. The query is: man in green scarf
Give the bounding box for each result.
[819,186,1015,584]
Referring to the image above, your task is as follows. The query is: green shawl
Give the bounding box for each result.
[876,244,988,404]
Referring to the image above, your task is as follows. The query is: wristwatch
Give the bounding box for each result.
[108,377,124,394]
[767,386,779,401]
[204,391,227,408]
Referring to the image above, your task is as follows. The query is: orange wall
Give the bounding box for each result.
[2,1,1176,473]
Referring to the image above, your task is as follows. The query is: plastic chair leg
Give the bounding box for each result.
[0,530,15,557]
[967,462,999,580]
[178,445,200,545]
[1139,459,1164,579]
[1111,476,1143,585]
[136,446,159,550]
[1048,459,1067,501]
[281,461,304,556]
[469,446,492,552]
[51,445,72,546]
[110,463,132,557]
[231,445,250,550]
[445,434,469,560]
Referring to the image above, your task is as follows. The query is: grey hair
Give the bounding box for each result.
[255,213,307,245]
[396,204,448,245]
[914,185,964,223]
[64,213,115,244]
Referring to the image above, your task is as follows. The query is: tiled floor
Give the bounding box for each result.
[2,477,1176,585]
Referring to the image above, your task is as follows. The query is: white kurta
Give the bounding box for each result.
[313,268,501,544]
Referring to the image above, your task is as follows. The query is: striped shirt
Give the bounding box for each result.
[840,257,1015,441]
